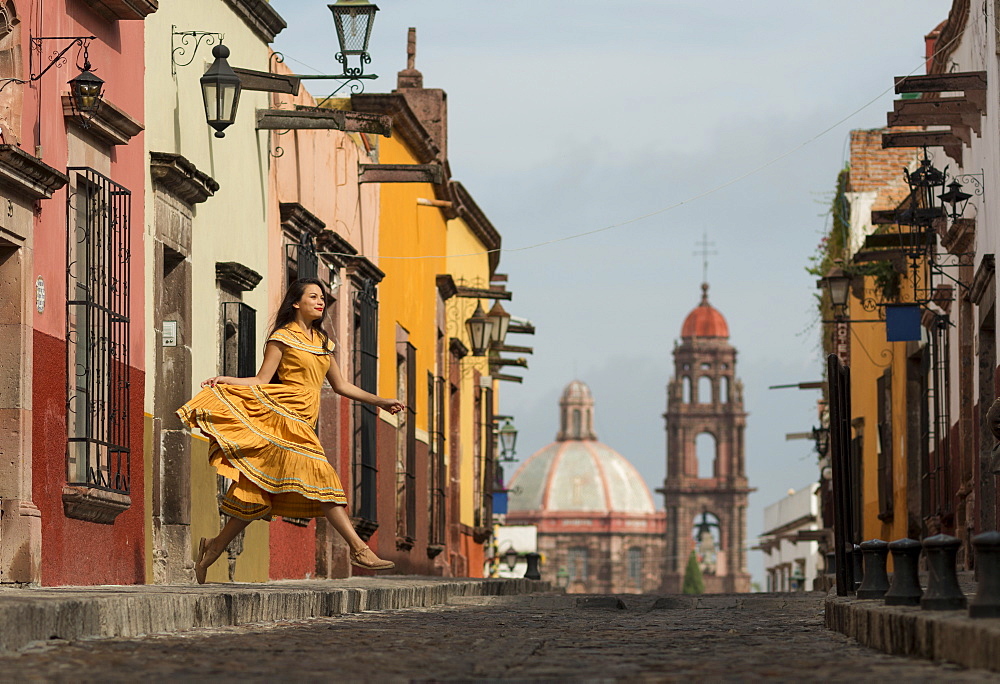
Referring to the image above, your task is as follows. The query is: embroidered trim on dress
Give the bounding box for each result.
[267,327,335,355]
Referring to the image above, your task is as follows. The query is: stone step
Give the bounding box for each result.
[0,577,550,653]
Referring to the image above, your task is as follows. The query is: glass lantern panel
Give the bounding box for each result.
[334,8,374,53]
[221,84,238,123]
[202,82,218,119]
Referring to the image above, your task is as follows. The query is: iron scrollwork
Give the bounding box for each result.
[171,26,225,74]
[29,35,96,82]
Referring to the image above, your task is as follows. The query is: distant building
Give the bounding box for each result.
[660,283,754,593]
[507,381,665,594]
[756,485,824,592]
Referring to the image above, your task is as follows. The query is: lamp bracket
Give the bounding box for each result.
[171,26,225,74]
[950,169,984,200]
[30,36,96,82]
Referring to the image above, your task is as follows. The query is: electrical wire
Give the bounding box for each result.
[309,23,965,262]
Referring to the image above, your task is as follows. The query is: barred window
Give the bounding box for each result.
[627,546,643,585]
[222,301,256,378]
[66,168,131,494]
[285,232,318,286]
[568,546,588,582]
[352,279,378,530]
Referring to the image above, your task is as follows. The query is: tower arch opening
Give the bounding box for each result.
[720,376,730,404]
[698,376,713,404]
[682,376,692,403]
[695,431,716,478]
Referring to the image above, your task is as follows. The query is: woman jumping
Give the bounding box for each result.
[177,278,403,583]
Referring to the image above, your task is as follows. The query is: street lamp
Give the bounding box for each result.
[901,152,946,228]
[938,180,972,222]
[812,426,830,457]
[329,0,379,77]
[68,61,104,115]
[503,546,518,572]
[465,301,494,357]
[820,264,851,315]
[200,44,242,138]
[498,418,518,461]
[487,301,511,348]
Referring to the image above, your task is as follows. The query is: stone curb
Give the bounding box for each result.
[825,593,1000,671]
[0,577,551,653]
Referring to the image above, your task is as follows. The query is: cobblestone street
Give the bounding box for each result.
[0,592,992,682]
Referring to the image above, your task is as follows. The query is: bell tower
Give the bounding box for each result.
[660,283,753,593]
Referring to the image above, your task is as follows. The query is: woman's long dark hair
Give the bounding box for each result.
[269,278,336,354]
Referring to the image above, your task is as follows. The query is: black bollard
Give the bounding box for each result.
[969,531,1000,618]
[856,539,890,599]
[851,544,864,592]
[921,534,967,610]
[524,552,541,580]
[884,538,923,606]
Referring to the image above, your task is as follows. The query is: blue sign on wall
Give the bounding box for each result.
[885,304,922,342]
[493,490,508,515]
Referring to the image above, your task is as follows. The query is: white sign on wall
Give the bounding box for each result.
[35,276,45,313]
[162,321,177,347]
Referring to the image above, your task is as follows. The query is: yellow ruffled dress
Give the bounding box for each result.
[176,325,347,520]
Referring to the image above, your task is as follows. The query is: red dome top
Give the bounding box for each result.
[681,283,729,339]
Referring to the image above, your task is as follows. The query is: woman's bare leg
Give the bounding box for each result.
[208,516,251,555]
[320,502,366,553]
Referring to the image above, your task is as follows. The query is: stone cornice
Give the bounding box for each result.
[223,0,286,43]
[450,180,501,273]
[317,230,358,268]
[279,202,325,237]
[351,93,439,164]
[0,145,68,200]
[939,217,974,255]
[346,255,385,285]
[62,95,144,147]
[150,152,219,205]
[79,0,158,21]
[216,261,263,293]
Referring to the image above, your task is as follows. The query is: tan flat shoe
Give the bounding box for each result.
[194,537,224,584]
[350,546,394,570]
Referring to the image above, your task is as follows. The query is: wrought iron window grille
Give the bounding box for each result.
[222,301,256,378]
[66,168,131,494]
[352,278,379,530]
[285,232,319,285]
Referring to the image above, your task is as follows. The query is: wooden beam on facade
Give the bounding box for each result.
[233,68,301,95]
[894,71,987,94]
[358,164,443,184]
[881,130,963,164]
[454,285,512,301]
[255,109,392,137]
[870,210,898,225]
[887,110,980,135]
[492,373,523,384]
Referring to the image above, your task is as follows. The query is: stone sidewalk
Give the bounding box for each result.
[826,589,1000,672]
[0,576,550,653]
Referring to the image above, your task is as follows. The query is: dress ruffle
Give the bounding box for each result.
[176,326,345,521]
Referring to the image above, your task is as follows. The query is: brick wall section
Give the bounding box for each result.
[848,128,919,211]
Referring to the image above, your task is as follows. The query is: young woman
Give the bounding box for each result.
[177,278,403,584]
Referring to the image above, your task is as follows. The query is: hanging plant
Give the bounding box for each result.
[846,260,901,302]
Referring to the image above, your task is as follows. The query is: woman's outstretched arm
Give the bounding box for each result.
[201,341,283,388]
[325,354,404,414]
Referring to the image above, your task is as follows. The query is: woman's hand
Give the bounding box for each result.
[377,398,405,415]
[201,376,228,388]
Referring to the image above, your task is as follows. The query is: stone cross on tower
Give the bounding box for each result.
[693,232,717,285]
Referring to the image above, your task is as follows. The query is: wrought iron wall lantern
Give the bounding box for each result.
[200,44,242,138]
[497,417,518,462]
[502,545,518,572]
[487,301,511,348]
[288,1,381,107]
[465,300,494,357]
[27,36,105,117]
[170,27,225,74]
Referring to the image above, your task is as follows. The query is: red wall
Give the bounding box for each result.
[33,332,146,586]
[268,519,316,580]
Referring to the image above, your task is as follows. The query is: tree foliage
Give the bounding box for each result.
[682,549,705,595]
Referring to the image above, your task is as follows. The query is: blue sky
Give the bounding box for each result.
[270,1,950,585]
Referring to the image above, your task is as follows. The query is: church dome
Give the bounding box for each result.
[508,380,656,515]
[508,440,656,514]
[681,283,729,339]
